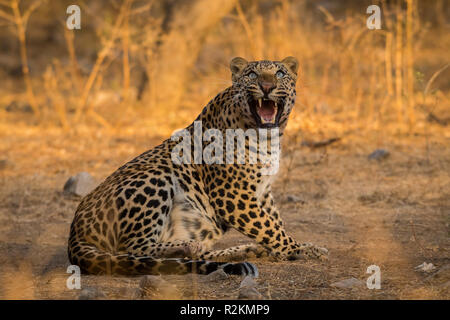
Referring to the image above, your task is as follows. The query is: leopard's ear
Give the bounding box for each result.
[230,57,248,75]
[281,56,299,75]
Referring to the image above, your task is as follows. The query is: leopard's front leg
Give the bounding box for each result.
[213,188,327,260]
[260,190,328,260]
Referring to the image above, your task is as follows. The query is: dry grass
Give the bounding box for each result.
[0,0,449,299]
[0,124,448,299]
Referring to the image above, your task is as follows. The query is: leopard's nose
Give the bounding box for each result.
[259,81,276,94]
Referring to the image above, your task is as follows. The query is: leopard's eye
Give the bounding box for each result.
[248,72,258,79]
[276,71,285,79]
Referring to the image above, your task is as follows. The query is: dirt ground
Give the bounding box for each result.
[0,115,449,300]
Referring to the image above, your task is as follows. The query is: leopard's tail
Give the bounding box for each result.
[68,241,258,277]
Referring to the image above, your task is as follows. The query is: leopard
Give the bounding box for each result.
[68,56,328,277]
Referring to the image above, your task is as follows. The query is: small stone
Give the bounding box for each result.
[330,277,364,289]
[63,172,96,197]
[368,149,390,160]
[78,287,106,300]
[203,269,229,282]
[415,262,436,273]
[238,275,262,299]
[238,287,263,300]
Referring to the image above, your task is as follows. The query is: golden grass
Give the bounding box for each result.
[0,0,449,300]
[0,0,448,133]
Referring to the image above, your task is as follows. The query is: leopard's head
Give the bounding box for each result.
[230,57,298,129]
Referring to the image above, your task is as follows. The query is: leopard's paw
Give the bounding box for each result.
[244,244,269,259]
[288,242,329,261]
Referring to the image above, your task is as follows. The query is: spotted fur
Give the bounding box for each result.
[67,57,327,277]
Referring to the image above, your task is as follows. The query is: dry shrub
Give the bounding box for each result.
[0,0,447,135]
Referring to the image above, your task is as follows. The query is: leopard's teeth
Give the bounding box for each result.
[258,99,262,109]
[271,105,278,123]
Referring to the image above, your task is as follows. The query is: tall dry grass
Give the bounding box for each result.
[0,0,46,118]
[0,0,448,136]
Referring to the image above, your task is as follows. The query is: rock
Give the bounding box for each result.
[415,262,436,273]
[63,172,96,197]
[139,275,179,298]
[238,275,262,299]
[78,287,106,300]
[239,275,258,289]
[368,149,390,160]
[203,269,229,282]
[238,287,263,300]
[330,277,364,289]
[286,194,306,204]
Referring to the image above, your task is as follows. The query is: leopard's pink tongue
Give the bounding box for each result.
[258,100,277,122]
[260,105,275,119]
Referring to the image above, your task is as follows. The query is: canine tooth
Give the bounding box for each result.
[258,99,262,108]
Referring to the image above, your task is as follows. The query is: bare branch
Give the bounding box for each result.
[74,0,131,121]
[424,63,450,96]
[23,0,44,28]
[0,8,14,23]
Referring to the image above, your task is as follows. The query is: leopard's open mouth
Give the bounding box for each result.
[249,98,283,128]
